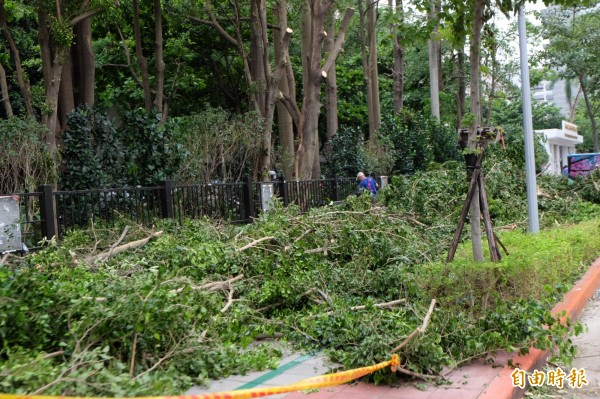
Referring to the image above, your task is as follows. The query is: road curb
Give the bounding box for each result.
[478,256,600,399]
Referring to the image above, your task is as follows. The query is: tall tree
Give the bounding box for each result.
[390,0,404,114]
[0,59,12,116]
[367,0,381,138]
[274,0,295,177]
[35,0,103,157]
[540,5,600,152]
[291,3,354,179]
[0,0,34,117]
[466,0,485,261]
[194,0,294,179]
[325,9,339,144]
[428,0,440,119]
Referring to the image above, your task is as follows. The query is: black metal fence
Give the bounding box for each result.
[5,175,386,246]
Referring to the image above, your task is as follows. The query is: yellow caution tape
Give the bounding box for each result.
[0,355,399,399]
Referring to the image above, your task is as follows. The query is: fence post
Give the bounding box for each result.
[243,175,255,220]
[280,175,289,207]
[332,176,340,201]
[380,176,389,190]
[160,180,174,218]
[38,184,57,240]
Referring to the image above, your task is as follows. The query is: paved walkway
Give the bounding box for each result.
[186,346,511,399]
[566,290,600,398]
[187,290,600,399]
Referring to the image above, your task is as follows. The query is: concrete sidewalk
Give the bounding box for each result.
[567,290,600,398]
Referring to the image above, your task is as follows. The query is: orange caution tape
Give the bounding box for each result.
[0,355,399,399]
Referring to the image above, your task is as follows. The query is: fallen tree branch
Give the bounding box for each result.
[86,231,163,263]
[169,274,245,294]
[317,289,333,306]
[403,215,427,227]
[198,274,245,292]
[396,366,438,380]
[236,236,275,252]
[308,298,406,319]
[305,238,330,255]
[220,283,235,313]
[42,350,65,359]
[420,299,436,331]
[107,225,130,259]
[254,333,284,341]
[0,253,9,265]
[284,229,313,251]
[390,299,436,354]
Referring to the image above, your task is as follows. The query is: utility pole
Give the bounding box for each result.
[518,4,540,233]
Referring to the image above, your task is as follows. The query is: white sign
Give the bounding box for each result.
[0,196,21,253]
[562,120,578,133]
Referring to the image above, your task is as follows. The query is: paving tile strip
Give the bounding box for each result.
[235,355,314,390]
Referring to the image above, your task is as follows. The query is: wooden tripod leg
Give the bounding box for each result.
[478,172,500,262]
[446,152,485,263]
[494,232,509,256]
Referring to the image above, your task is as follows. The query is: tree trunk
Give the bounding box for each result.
[1,0,34,116]
[312,136,321,178]
[391,0,404,114]
[580,76,599,152]
[154,0,165,116]
[44,47,68,157]
[358,0,374,140]
[468,0,485,262]
[457,47,465,127]
[38,9,65,158]
[76,18,95,106]
[256,0,274,180]
[428,0,440,120]
[325,11,338,144]
[274,0,294,178]
[301,0,312,101]
[251,0,267,115]
[132,0,152,112]
[0,60,13,117]
[296,6,354,179]
[368,0,381,138]
[58,51,75,129]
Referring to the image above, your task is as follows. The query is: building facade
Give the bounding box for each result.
[536,121,584,175]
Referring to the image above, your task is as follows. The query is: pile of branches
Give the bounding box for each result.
[1,188,596,396]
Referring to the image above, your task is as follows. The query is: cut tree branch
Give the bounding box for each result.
[220,283,235,313]
[308,298,406,319]
[390,299,436,353]
[236,236,276,252]
[85,231,163,264]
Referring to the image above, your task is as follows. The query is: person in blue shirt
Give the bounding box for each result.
[356,172,378,204]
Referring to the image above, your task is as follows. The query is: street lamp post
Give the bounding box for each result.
[518,3,540,233]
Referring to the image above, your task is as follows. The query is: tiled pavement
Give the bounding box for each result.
[186,349,512,399]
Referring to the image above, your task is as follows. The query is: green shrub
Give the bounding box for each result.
[0,117,55,193]
[61,106,185,189]
[171,107,263,183]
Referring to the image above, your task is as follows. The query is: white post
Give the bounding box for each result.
[260,183,275,212]
[518,4,540,233]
